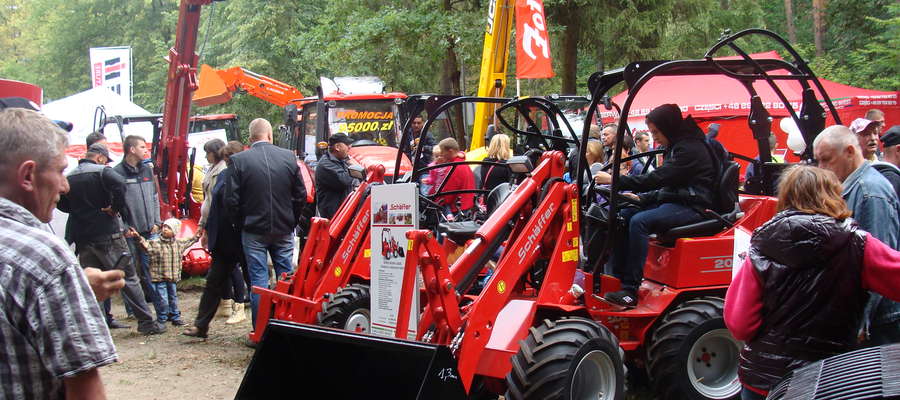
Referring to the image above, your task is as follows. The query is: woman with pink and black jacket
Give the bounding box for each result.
[724,165,900,399]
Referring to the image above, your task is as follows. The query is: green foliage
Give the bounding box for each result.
[0,0,895,131]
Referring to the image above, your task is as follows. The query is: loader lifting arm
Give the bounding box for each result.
[156,0,222,219]
[193,64,304,108]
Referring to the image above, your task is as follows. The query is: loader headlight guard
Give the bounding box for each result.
[507,155,534,174]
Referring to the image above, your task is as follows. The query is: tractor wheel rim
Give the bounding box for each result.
[345,310,370,333]
[687,328,742,399]
[571,350,617,400]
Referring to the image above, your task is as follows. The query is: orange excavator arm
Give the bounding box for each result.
[193,64,304,108]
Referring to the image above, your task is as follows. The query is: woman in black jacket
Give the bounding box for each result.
[724,165,900,399]
[480,133,512,191]
[593,104,716,306]
[184,141,248,338]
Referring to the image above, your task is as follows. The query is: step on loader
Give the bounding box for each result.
[238,29,842,400]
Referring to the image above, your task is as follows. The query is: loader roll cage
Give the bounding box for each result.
[398,96,580,208]
[578,28,841,274]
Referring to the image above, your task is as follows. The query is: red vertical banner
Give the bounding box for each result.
[515,0,554,79]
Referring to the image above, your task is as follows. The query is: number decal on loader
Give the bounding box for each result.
[714,258,733,269]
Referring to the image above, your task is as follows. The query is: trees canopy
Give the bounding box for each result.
[1,0,895,128]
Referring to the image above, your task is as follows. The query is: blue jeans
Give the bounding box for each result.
[611,203,702,291]
[151,281,181,323]
[128,232,165,319]
[242,231,294,329]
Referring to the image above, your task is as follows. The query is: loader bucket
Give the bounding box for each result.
[193,64,232,107]
[235,320,468,400]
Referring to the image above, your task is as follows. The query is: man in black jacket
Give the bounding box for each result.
[315,133,356,219]
[593,104,716,307]
[226,118,306,330]
[58,144,164,334]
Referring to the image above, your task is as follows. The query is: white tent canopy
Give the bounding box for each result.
[43,87,155,148]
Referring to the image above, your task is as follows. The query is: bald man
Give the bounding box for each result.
[225,118,306,336]
[814,125,900,345]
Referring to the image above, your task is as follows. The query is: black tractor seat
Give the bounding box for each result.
[655,203,744,244]
[654,160,742,245]
[437,183,511,245]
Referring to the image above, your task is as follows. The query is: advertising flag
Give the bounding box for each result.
[515,0,554,79]
[89,47,133,101]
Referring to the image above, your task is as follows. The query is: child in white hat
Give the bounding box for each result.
[127,218,200,326]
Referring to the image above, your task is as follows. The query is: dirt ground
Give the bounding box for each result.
[100,282,652,400]
[102,285,253,400]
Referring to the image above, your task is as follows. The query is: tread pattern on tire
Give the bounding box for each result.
[506,317,624,400]
[317,283,370,329]
[647,296,734,400]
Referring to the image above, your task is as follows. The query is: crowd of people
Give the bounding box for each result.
[3,95,900,399]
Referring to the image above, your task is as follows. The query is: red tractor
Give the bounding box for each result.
[238,29,841,400]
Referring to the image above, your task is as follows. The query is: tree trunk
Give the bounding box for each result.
[560,7,580,95]
[440,0,465,145]
[784,0,796,43]
[813,0,825,56]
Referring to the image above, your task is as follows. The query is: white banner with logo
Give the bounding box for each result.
[89,46,133,101]
[370,183,420,339]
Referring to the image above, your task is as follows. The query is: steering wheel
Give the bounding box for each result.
[593,184,643,207]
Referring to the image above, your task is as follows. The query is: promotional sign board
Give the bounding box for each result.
[732,226,752,279]
[370,183,419,339]
[89,46,133,101]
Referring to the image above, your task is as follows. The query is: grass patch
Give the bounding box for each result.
[177,276,206,291]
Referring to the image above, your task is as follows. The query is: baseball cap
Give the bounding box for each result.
[849,118,878,134]
[0,96,73,132]
[328,133,355,146]
[0,97,40,111]
[86,143,111,162]
[881,125,900,147]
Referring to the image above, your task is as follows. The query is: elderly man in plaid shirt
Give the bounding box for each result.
[0,104,122,399]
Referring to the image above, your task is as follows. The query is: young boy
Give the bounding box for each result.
[127,219,199,326]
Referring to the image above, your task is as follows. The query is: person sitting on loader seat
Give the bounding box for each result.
[593,104,717,307]
[433,137,475,215]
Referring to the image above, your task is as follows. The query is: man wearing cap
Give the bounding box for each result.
[883,126,900,167]
[58,143,166,335]
[850,117,883,162]
[876,126,900,197]
[226,118,306,336]
[315,133,356,219]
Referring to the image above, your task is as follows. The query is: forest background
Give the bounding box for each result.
[1,0,897,133]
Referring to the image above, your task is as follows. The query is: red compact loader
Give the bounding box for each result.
[237,30,841,400]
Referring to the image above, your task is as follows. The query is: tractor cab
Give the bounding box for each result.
[398,95,581,247]
[287,92,413,179]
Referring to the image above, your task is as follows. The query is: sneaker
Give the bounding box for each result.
[170,319,186,326]
[107,320,130,329]
[243,337,258,349]
[604,289,638,307]
[138,322,167,335]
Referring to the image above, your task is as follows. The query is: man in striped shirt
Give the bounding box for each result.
[0,106,119,399]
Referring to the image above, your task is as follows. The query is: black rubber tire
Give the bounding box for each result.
[317,283,371,332]
[647,297,741,400]
[506,317,625,400]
